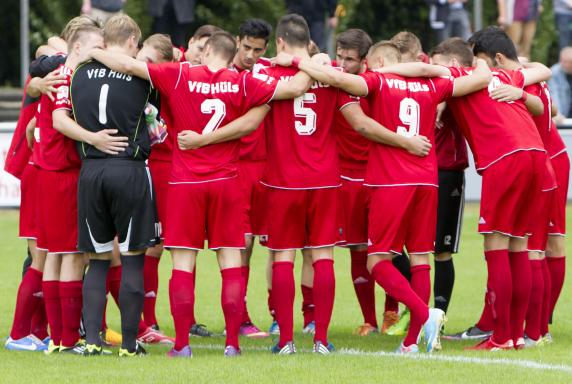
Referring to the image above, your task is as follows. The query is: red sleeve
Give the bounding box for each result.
[447,66,464,79]
[147,62,183,93]
[53,76,71,111]
[524,82,542,97]
[431,76,455,103]
[360,71,382,96]
[338,91,360,110]
[242,71,278,109]
[510,69,525,89]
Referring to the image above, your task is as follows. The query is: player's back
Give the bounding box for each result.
[363,72,453,186]
[524,79,552,147]
[70,60,151,160]
[447,67,544,171]
[262,66,341,189]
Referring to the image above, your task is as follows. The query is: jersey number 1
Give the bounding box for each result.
[397,98,420,137]
[98,84,109,125]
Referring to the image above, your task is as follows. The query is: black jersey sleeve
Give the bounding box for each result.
[29,55,67,77]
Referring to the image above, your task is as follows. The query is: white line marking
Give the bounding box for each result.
[188,343,572,375]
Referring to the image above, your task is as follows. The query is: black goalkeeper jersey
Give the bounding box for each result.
[70,60,152,160]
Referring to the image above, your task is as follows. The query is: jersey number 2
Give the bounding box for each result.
[397,98,420,137]
[201,99,226,134]
[294,93,317,135]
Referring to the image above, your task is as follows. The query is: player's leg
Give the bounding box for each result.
[507,235,531,348]
[301,248,315,333]
[367,186,428,352]
[42,253,63,350]
[310,246,335,353]
[546,235,566,324]
[83,252,112,350]
[266,250,279,334]
[59,253,85,349]
[272,250,296,352]
[350,245,379,335]
[217,248,244,356]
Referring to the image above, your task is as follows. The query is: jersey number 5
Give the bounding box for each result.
[294,93,317,135]
[397,98,420,137]
[201,99,226,134]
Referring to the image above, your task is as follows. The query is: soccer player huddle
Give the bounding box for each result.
[4,11,568,358]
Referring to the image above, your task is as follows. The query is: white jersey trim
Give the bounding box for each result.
[260,181,341,190]
[341,175,365,182]
[363,182,439,188]
[549,148,568,159]
[476,148,546,172]
[169,175,237,185]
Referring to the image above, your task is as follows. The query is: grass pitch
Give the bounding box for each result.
[0,203,571,383]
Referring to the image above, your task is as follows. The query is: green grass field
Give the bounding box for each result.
[0,203,571,383]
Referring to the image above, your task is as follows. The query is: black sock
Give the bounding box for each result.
[434,258,455,313]
[393,250,411,281]
[83,259,111,346]
[119,254,145,351]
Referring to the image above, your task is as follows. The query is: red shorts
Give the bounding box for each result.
[36,168,80,253]
[19,164,38,239]
[548,153,570,235]
[368,185,437,255]
[339,177,369,246]
[479,151,545,238]
[238,160,266,236]
[148,160,171,238]
[164,177,246,250]
[264,186,343,250]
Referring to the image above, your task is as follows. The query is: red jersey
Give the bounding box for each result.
[33,65,80,171]
[335,95,370,180]
[360,71,454,187]
[147,62,277,183]
[547,122,567,158]
[447,67,544,172]
[5,77,37,179]
[148,92,174,163]
[524,79,552,147]
[261,66,351,189]
[232,59,271,161]
[435,108,469,171]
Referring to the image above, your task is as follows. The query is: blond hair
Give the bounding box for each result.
[144,34,175,62]
[60,16,102,52]
[368,40,401,65]
[390,31,422,62]
[103,14,141,47]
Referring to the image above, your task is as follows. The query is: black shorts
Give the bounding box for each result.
[77,159,159,254]
[435,170,465,254]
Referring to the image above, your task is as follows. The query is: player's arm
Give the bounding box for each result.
[52,109,129,155]
[342,103,432,157]
[88,48,150,80]
[273,52,368,96]
[26,70,66,100]
[375,62,453,78]
[489,84,544,116]
[178,106,270,150]
[520,62,551,86]
[25,117,36,150]
[272,72,313,100]
[29,55,66,78]
[451,58,492,97]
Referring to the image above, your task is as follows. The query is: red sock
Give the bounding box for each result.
[272,261,295,347]
[540,258,552,335]
[313,259,335,345]
[31,297,49,340]
[221,267,244,349]
[508,251,531,342]
[107,265,122,305]
[547,257,565,321]
[169,269,195,351]
[10,267,43,340]
[59,281,83,347]
[241,266,252,324]
[190,265,197,326]
[370,260,428,347]
[351,250,377,327]
[301,284,314,327]
[410,264,431,305]
[524,260,544,341]
[384,295,399,314]
[42,280,62,346]
[143,255,160,327]
[475,292,495,332]
[267,289,276,320]
[484,250,512,344]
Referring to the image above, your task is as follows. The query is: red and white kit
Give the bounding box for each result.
[261,66,350,250]
[448,67,546,237]
[34,64,81,253]
[146,62,277,250]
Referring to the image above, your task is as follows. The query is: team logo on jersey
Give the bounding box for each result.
[451,188,461,197]
[479,217,486,224]
[57,86,69,100]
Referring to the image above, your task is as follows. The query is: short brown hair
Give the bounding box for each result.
[390,31,422,61]
[336,29,372,59]
[193,24,223,40]
[368,41,401,64]
[308,40,320,56]
[276,14,310,48]
[144,34,174,62]
[104,14,141,47]
[204,31,237,64]
[431,37,473,66]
